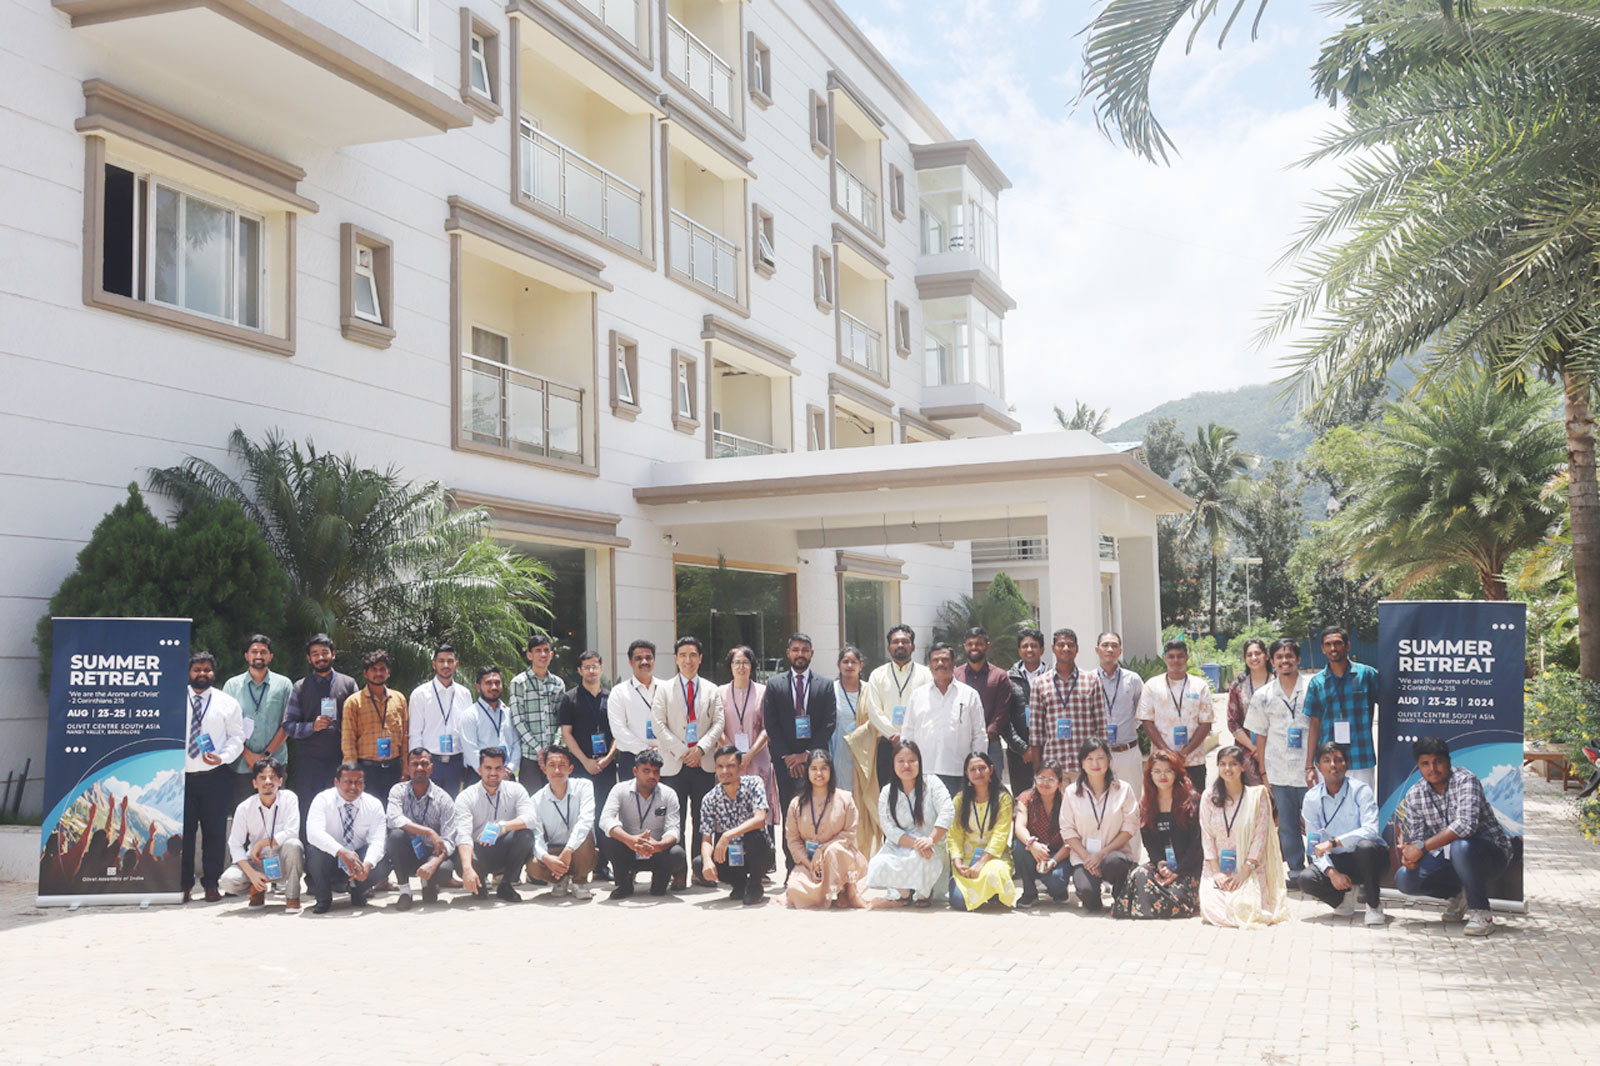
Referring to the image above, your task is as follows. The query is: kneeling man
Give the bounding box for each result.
[598,749,683,899]
[305,762,388,913]
[528,745,598,899]
[1299,742,1388,926]
[386,748,461,909]
[454,746,535,902]
[220,757,303,911]
[699,745,771,905]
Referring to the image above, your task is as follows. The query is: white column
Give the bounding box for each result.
[1119,534,1160,658]
[1045,481,1102,671]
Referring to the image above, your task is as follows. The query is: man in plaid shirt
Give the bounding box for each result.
[1025,628,1106,776]
[1394,736,1512,938]
[1303,626,1381,789]
[510,633,564,792]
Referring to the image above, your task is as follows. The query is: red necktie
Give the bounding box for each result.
[686,680,696,721]
[795,674,806,711]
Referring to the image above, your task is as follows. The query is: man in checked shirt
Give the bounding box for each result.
[511,632,565,793]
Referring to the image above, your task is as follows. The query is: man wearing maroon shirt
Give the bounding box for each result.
[959,628,1029,792]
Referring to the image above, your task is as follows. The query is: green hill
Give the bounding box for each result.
[1102,384,1315,469]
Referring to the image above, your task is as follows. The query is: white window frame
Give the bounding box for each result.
[748,33,772,106]
[131,169,267,332]
[813,245,834,312]
[469,32,492,98]
[617,345,636,405]
[752,204,776,275]
[352,244,383,324]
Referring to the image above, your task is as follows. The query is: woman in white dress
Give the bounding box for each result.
[865,740,954,908]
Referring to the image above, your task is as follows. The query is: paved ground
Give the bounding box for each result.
[1,768,1596,1066]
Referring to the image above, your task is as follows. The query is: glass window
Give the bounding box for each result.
[676,359,694,418]
[616,342,635,405]
[352,245,382,323]
[675,562,797,684]
[147,181,262,328]
[843,576,897,674]
[515,542,595,681]
[469,33,491,97]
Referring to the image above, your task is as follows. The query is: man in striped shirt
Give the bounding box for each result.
[1026,629,1106,776]
[510,633,564,792]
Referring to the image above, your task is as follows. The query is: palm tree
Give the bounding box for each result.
[1325,374,1565,599]
[147,428,548,679]
[1054,400,1111,435]
[932,573,1037,669]
[1176,423,1254,634]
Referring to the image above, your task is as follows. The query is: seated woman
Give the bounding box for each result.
[784,749,869,909]
[1198,745,1289,928]
[865,740,954,907]
[1012,760,1069,908]
[947,751,1017,911]
[1113,751,1203,920]
[1058,737,1138,912]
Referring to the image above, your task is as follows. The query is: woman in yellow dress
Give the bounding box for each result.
[946,750,1018,911]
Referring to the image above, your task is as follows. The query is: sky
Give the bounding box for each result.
[840,0,1347,433]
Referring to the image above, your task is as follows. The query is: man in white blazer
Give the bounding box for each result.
[650,636,725,887]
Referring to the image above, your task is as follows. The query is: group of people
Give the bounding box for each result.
[170,624,1513,934]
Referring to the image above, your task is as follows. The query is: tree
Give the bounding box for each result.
[1287,525,1382,640]
[1322,374,1564,599]
[932,573,1036,669]
[1158,519,1207,629]
[1054,401,1111,435]
[146,428,548,681]
[1141,417,1185,482]
[1222,459,1302,628]
[1176,423,1254,634]
[34,485,287,690]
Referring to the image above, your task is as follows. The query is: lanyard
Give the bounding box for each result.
[1099,669,1122,713]
[892,663,915,699]
[839,685,859,721]
[1167,677,1188,711]
[1425,781,1451,828]
[632,681,655,709]
[366,688,390,729]
[1086,786,1110,829]
[1332,668,1350,701]
[1320,786,1348,829]
[1275,681,1302,716]
[679,675,698,722]
[731,683,754,730]
[632,787,654,828]
[1221,791,1245,839]
[478,699,504,739]
[253,801,279,844]
[247,677,268,716]
[553,792,573,830]
[486,789,501,821]
[972,795,995,838]
[432,680,455,729]
[1241,674,1258,701]
[1052,668,1078,706]
[579,686,605,724]
[808,793,831,835]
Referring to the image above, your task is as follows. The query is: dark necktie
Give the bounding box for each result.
[187,693,205,757]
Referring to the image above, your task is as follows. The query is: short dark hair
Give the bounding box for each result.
[305,633,334,655]
[713,744,743,762]
[1269,637,1301,661]
[189,651,216,670]
[361,649,390,671]
[1053,628,1079,645]
[727,645,756,670]
[1097,631,1122,645]
[1163,638,1189,654]
[252,757,285,781]
[838,644,864,665]
[525,632,552,652]
[627,639,657,659]
[244,634,273,653]
[335,760,364,781]
[433,644,457,659]
[1412,736,1451,762]
[577,649,602,666]
[963,627,989,642]
[544,744,574,767]
[887,624,915,644]
[928,641,955,662]
[1320,626,1350,643]
[408,746,431,760]
[476,665,502,683]
[787,632,813,648]
[634,749,664,769]
[675,635,703,654]
[478,746,508,766]
[1018,627,1045,648]
[1314,741,1347,763]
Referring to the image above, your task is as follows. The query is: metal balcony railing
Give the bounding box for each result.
[840,310,883,374]
[712,429,784,458]
[970,537,1048,564]
[461,352,584,462]
[667,15,733,118]
[835,160,879,230]
[520,122,644,251]
[572,0,639,43]
[669,209,739,299]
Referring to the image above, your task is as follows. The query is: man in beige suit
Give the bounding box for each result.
[650,636,725,887]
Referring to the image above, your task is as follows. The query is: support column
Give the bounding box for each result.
[1045,482,1102,671]
[1119,534,1160,658]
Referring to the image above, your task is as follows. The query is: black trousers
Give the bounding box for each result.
[1072,855,1134,912]
[774,760,807,871]
[359,758,402,802]
[602,837,684,890]
[429,756,464,797]
[875,738,896,793]
[1299,843,1391,908]
[306,845,390,905]
[291,755,342,846]
[665,766,714,876]
[1187,766,1207,793]
[470,827,534,883]
[384,827,458,886]
[182,766,232,891]
[710,831,772,894]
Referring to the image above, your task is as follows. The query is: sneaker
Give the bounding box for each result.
[421,884,438,905]
[248,887,266,908]
[1332,890,1357,917]
[1364,905,1386,927]
[572,880,593,901]
[1441,890,1469,923]
[555,873,573,897]
[284,898,301,913]
[1464,910,1494,937]
[1015,892,1038,910]
[609,881,636,901]
[311,900,331,914]
[395,891,413,912]
[496,879,522,903]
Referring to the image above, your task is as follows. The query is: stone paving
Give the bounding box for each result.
[1,769,1596,1065]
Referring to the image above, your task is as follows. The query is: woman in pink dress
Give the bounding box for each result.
[720,646,778,868]
[783,750,870,908]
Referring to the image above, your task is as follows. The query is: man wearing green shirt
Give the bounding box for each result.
[223,635,294,806]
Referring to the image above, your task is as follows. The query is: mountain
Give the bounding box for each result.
[1102,383,1315,470]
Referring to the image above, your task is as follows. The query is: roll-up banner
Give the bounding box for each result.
[1377,601,1525,907]
[39,617,190,907]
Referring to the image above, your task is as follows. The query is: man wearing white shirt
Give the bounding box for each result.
[650,636,725,886]
[219,757,303,911]
[407,645,473,795]
[1093,632,1147,804]
[182,651,247,903]
[304,762,388,913]
[527,745,597,899]
[901,643,986,796]
[866,625,933,788]
[607,640,660,781]
[461,666,520,787]
[598,750,683,899]
[385,748,461,910]
[453,747,535,902]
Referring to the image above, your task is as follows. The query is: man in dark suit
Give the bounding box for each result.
[281,633,358,846]
[762,633,836,872]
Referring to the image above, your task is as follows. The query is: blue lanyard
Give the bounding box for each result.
[1086,786,1109,829]
[1319,787,1348,828]
[1099,669,1122,712]
[433,680,455,729]
[553,792,573,829]
[478,700,504,738]
[247,677,268,715]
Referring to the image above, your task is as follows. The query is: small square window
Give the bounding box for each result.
[809,90,830,157]
[813,246,834,312]
[888,165,906,221]
[672,349,699,431]
[340,223,394,348]
[807,405,827,451]
[611,330,640,418]
[469,34,491,96]
[893,301,911,357]
[749,34,773,107]
[459,11,501,119]
[353,246,382,323]
[752,205,776,276]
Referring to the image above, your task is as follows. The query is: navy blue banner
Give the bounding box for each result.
[1377,601,1525,905]
[40,617,190,906]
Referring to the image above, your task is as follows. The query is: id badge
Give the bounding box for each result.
[1220,848,1238,874]
[645,719,655,740]
[1086,836,1103,855]
[685,720,698,744]
[376,736,392,760]
[727,838,745,867]
[734,732,751,753]
[1334,720,1352,745]
[242,716,255,737]
[636,848,650,860]
[805,840,818,859]
[1164,845,1176,867]
[796,716,811,740]
[969,847,984,868]
[591,732,608,756]
[1287,726,1304,750]
[1055,718,1071,741]
[320,697,336,719]
[479,822,501,846]
[892,705,905,727]
[196,732,215,756]
[262,850,283,881]
[440,733,455,754]
[1307,831,1320,848]
[1107,722,1119,744]
[1173,724,1189,747]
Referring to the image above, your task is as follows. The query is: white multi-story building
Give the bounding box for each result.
[1,0,1186,808]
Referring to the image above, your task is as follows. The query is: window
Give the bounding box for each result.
[841,571,900,673]
[748,34,772,107]
[610,330,640,418]
[807,404,827,450]
[672,349,699,430]
[888,165,906,221]
[812,246,834,312]
[809,90,830,156]
[893,301,911,357]
[675,562,798,684]
[460,11,501,119]
[752,205,776,276]
[340,223,395,347]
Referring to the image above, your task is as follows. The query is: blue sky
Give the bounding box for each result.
[840,0,1347,432]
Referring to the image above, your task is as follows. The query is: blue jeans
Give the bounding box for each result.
[1012,840,1070,901]
[1270,784,1307,872]
[1394,836,1510,911]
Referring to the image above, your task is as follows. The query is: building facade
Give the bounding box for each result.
[0,0,1184,811]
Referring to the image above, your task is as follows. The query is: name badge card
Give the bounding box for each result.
[1055,718,1072,741]
[636,847,650,860]
[734,732,751,753]
[411,835,431,860]
[320,697,337,719]
[1086,837,1103,855]
[262,851,282,881]
[1107,723,1119,744]
[892,705,905,727]
[969,847,985,868]
[685,720,698,744]
[805,840,818,858]
[1164,846,1176,867]
[591,733,608,756]
[796,716,812,740]
[479,822,501,846]
[1219,848,1238,874]
[645,720,655,740]
[1173,725,1189,747]
[195,732,215,756]
[376,736,392,760]
[1287,726,1304,750]
[727,838,745,866]
[440,733,455,754]
[1334,720,1352,745]
[242,717,255,737]
[1307,831,1320,848]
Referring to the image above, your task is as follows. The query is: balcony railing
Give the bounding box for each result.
[840,310,883,374]
[919,205,999,273]
[520,122,644,251]
[461,352,584,463]
[713,429,784,458]
[971,537,1048,565]
[835,160,879,231]
[1099,534,1119,561]
[667,15,733,118]
[669,209,739,299]
[923,325,1002,390]
[571,0,639,44]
